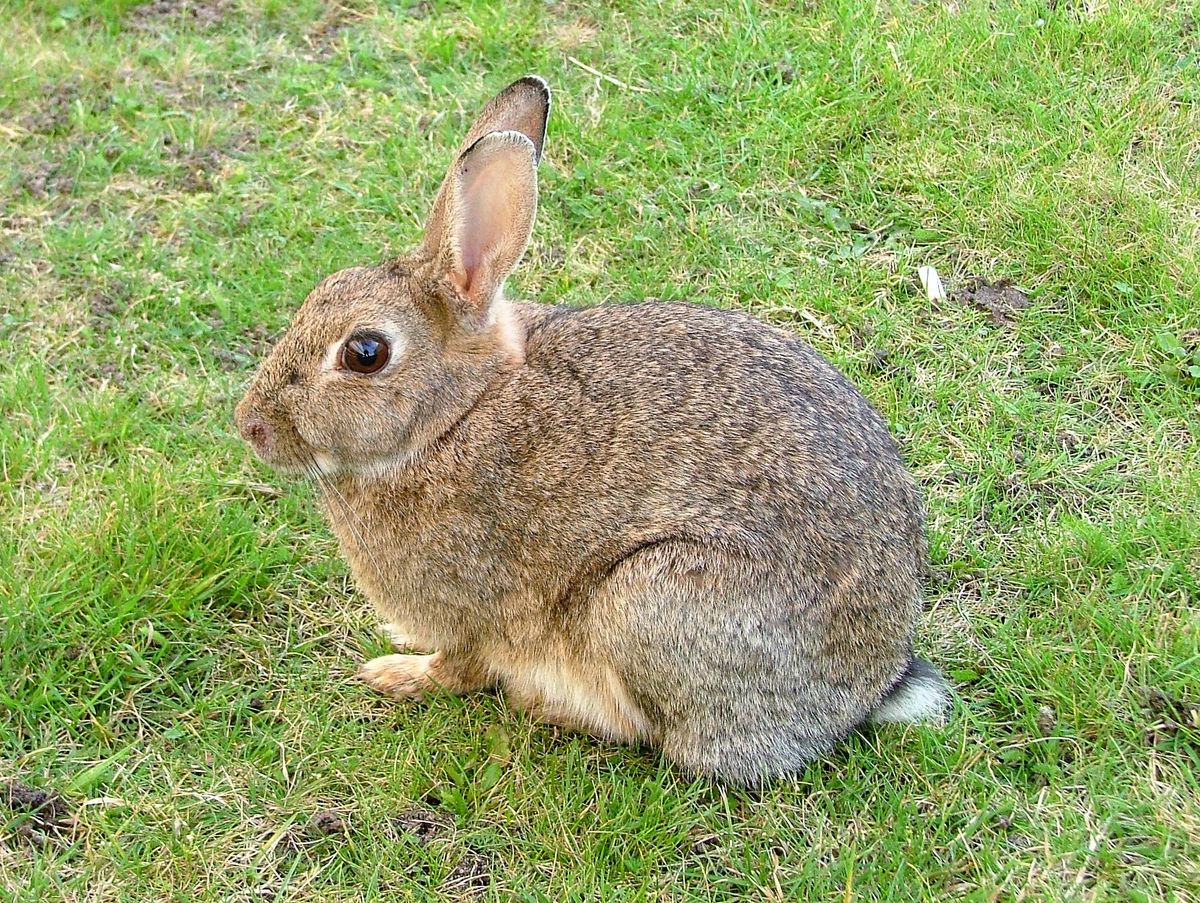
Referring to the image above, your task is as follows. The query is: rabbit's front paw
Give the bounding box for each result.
[358,653,436,699]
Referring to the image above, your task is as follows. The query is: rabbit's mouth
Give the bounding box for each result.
[243,440,315,478]
[263,456,316,477]
[245,436,412,483]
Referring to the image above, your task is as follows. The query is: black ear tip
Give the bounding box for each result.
[504,76,550,163]
[512,75,551,105]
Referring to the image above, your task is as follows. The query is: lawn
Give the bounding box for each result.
[2,0,1198,899]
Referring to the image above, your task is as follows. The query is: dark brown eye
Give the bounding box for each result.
[341,333,390,374]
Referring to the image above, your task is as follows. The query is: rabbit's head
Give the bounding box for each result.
[234,77,549,478]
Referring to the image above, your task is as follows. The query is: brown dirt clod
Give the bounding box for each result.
[951,278,1031,327]
[20,80,81,135]
[305,6,364,60]
[1057,431,1083,454]
[3,780,71,832]
[214,348,244,371]
[441,849,492,899]
[865,346,892,374]
[1140,687,1199,746]
[176,146,226,193]
[305,809,348,837]
[392,807,454,844]
[18,162,76,199]
[89,281,130,323]
[688,831,721,855]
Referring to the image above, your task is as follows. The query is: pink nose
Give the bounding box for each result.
[238,416,273,451]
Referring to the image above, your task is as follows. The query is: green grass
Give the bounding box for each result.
[2,0,1198,898]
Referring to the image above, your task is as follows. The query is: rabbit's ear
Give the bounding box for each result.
[433,130,538,324]
[422,77,550,259]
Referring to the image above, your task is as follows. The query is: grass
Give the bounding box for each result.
[2,0,1198,898]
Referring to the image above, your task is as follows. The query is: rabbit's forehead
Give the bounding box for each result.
[301,268,393,315]
[291,265,415,338]
[291,299,399,338]
[310,265,387,297]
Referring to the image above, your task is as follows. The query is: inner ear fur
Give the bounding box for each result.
[434,131,539,328]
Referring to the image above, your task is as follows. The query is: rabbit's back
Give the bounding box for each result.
[506,300,925,579]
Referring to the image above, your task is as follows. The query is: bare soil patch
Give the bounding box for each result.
[19,80,80,135]
[951,278,1031,327]
[127,0,232,30]
[392,807,454,844]
[3,780,73,846]
[1141,687,1199,747]
[305,809,349,838]
[441,848,492,899]
[15,161,75,199]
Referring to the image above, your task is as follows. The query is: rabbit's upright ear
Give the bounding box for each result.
[431,130,539,325]
[421,77,550,260]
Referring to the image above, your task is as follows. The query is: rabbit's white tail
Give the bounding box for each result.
[868,657,951,726]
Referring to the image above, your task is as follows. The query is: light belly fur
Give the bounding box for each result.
[491,652,656,744]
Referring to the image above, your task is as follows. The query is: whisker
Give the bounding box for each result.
[305,453,391,592]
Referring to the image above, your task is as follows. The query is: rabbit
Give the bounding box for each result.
[234,76,951,785]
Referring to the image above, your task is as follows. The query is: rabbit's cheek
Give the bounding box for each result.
[288,415,335,458]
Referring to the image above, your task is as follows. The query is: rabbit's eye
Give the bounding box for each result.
[341,333,390,375]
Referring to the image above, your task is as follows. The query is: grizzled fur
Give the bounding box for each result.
[235,76,949,785]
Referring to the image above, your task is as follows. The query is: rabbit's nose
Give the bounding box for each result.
[238,416,274,452]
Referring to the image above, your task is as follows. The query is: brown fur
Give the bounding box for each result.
[235,77,949,784]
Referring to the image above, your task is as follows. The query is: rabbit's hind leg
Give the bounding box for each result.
[658,717,835,786]
[593,540,860,784]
